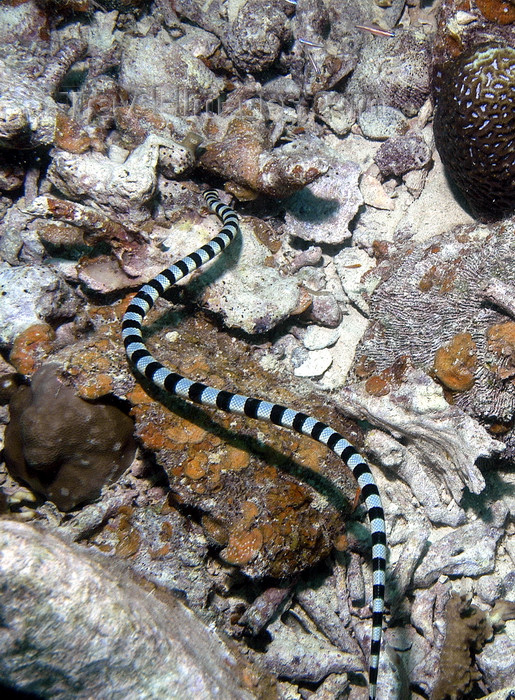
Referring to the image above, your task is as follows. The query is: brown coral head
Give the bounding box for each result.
[4,364,136,511]
[433,42,515,219]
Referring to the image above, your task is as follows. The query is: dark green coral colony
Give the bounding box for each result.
[433,42,515,218]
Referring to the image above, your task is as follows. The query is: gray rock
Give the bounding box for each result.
[413,522,503,587]
[344,29,431,117]
[224,0,290,73]
[119,30,223,114]
[0,262,79,346]
[339,363,502,505]
[358,106,407,141]
[284,161,363,245]
[0,519,269,700]
[374,133,432,177]
[314,92,356,136]
[191,217,301,334]
[477,632,515,691]
[258,610,363,682]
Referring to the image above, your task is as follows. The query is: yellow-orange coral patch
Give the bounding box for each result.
[476,0,515,23]
[10,323,54,375]
[221,528,264,566]
[433,332,477,391]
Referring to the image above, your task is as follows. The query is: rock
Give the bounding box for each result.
[199,112,329,198]
[293,348,333,378]
[358,105,408,140]
[0,519,272,699]
[413,523,502,587]
[284,160,363,245]
[314,92,356,136]
[374,133,432,177]
[257,612,362,682]
[48,134,187,227]
[224,0,290,73]
[365,429,466,527]
[119,30,223,114]
[191,217,301,335]
[344,29,431,117]
[302,325,340,351]
[477,633,515,691]
[0,263,79,347]
[339,362,504,504]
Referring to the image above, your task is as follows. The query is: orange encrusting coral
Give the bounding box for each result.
[433,332,477,392]
[476,0,515,23]
[9,323,55,375]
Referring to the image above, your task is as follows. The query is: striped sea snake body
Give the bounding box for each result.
[122,189,387,699]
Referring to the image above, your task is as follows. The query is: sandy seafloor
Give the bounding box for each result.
[1,0,515,699]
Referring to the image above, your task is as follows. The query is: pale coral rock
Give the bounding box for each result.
[194,218,301,335]
[224,0,290,73]
[119,30,224,115]
[358,105,407,140]
[302,325,340,352]
[284,160,363,245]
[48,134,187,226]
[477,632,515,690]
[365,429,466,526]
[413,524,503,587]
[339,363,503,503]
[334,246,377,314]
[344,29,431,117]
[360,172,396,211]
[0,263,79,347]
[0,519,272,699]
[0,59,57,149]
[314,92,356,136]
[257,611,363,682]
[293,348,333,378]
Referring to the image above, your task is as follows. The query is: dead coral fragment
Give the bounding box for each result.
[224,0,290,73]
[47,134,179,226]
[119,30,223,114]
[344,29,431,117]
[0,57,89,152]
[374,133,432,177]
[199,116,328,198]
[4,364,136,511]
[0,59,57,148]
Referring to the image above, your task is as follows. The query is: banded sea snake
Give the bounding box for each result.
[122,189,387,699]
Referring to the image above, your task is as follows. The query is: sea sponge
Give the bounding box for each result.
[4,364,136,511]
[432,594,492,700]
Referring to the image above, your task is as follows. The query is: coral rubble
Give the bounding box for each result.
[1,0,515,696]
